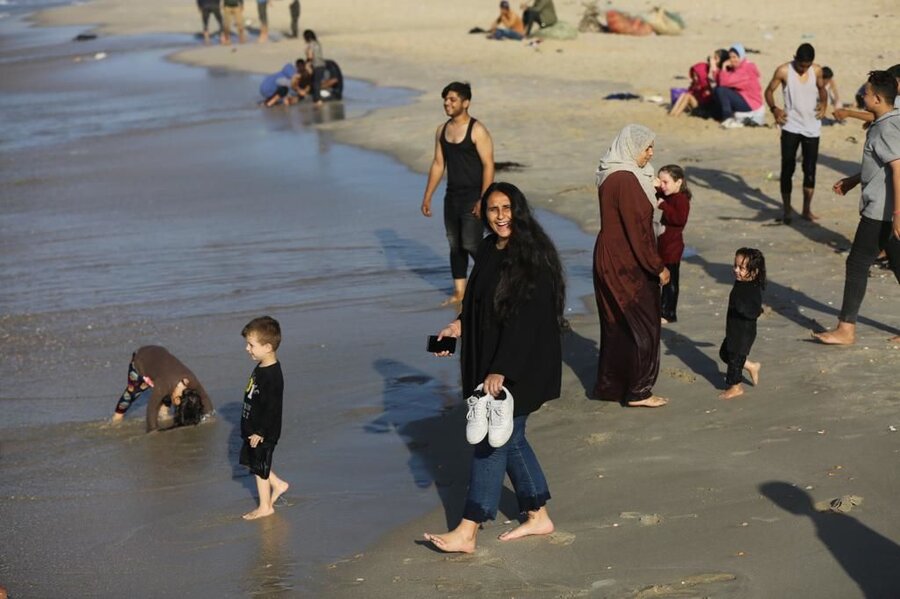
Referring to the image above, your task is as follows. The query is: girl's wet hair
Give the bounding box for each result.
[174,389,204,427]
[658,164,691,199]
[736,247,766,289]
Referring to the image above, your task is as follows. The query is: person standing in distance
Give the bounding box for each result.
[421,82,495,305]
[764,43,827,223]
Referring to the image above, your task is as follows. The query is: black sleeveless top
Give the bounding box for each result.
[440,117,483,200]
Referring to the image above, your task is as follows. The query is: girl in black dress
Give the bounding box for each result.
[719,248,765,399]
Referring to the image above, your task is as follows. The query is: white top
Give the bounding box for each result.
[782,64,821,138]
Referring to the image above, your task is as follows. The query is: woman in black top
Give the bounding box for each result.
[424,182,566,553]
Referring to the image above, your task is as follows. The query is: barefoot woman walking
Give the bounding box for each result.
[593,124,670,408]
[424,182,565,552]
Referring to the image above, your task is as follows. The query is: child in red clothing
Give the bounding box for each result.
[656,165,691,323]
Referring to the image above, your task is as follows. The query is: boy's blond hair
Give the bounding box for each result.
[242,316,282,351]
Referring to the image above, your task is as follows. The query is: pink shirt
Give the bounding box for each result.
[717,60,763,110]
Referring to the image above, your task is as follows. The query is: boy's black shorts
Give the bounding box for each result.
[240,441,275,479]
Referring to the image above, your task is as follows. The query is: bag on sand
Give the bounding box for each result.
[646,7,684,35]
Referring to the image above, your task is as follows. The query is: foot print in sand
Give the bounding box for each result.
[586,432,611,446]
[663,367,697,383]
[619,512,664,526]
[547,531,576,546]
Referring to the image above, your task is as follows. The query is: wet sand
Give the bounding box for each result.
[5,0,900,597]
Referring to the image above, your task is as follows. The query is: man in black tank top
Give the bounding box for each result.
[421,81,495,304]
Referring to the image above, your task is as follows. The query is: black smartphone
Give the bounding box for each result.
[427,335,456,354]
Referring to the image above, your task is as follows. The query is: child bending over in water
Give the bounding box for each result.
[718,248,765,400]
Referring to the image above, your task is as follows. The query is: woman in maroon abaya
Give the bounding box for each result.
[593,124,670,407]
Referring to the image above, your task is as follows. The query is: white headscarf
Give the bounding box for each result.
[595,124,663,236]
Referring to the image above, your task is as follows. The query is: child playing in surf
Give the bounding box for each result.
[718,248,765,400]
[111,345,214,431]
[656,164,691,323]
[240,316,290,520]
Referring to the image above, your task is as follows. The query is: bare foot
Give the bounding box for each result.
[202,32,211,45]
[812,322,855,345]
[422,529,476,554]
[660,317,669,324]
[888,335,900,343]
[626,396,668,408]
[498,508,554,541]
[242,506,274,520]
[801,211,819,221]
[440,294,464,306]
[744,361,760,386]
[718,384,744,400]
[271,480,290,507]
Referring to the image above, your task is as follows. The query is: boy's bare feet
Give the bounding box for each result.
[111,412,124,424]
[718,384,744,400]
[203,32,211,45]
[801,211,819,221]
[242,506,274,520]
[744,360,760,386]
[498,508,554,541]
[626,395,668,408]
[812,321,855,345]
[270,480,290,507]
[660,317,670,324]
[423,528,476,554]
[888,334,900,343]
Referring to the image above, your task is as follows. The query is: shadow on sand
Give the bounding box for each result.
[685,254,897,336]
[687,166,852,251]
[367,358,520,531]
[375,229,451,295]
[760,481,900,598]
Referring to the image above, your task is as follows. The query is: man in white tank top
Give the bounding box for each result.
[764,43,827,223]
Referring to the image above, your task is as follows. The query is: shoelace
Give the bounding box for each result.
[466,396,484,421]
[489,400,508,423]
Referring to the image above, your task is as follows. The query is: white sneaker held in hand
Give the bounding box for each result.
[465,384,490,444]
[487,386,515,448]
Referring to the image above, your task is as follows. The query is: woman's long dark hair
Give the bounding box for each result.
[480,182,566,325]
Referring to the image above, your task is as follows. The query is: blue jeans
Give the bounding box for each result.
[714,86,751,120]
[463,415,551,523]
[490,28,524,40]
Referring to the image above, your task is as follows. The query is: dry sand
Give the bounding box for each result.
[32,0,900,596]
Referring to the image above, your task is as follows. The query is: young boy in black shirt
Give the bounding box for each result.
[240,316,289,519]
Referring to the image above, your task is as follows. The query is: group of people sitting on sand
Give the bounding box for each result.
[481,0,558,41]
[669,42,840,130]
[259,30,343,107]
[668,43,765,128]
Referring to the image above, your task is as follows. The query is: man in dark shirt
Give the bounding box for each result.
[420,82,494,305]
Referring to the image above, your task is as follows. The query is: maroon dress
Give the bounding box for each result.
[593,171,666,403]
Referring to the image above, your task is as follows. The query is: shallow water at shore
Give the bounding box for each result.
[0,16,595,597]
